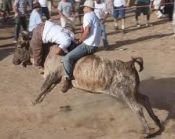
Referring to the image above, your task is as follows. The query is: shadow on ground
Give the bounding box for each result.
[0,36,13,40]
[140,77,175,124]
[104,32,173,51]
[0,46,14,61]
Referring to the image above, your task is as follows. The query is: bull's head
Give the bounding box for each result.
[12,31,31,67]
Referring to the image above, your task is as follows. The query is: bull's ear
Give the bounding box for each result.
[21,31,29,41]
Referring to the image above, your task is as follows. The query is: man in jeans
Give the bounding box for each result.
[13,0,31,42]
[94,0,109,48]
[61,0,101,93]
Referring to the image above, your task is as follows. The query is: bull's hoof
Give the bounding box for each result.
[59,105,72,112]
[32,100,38,105]
[32,99,42,105]
[22,62,27,67]
[144,128,163,138]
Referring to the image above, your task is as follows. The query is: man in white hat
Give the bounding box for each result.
[61,0,101,93]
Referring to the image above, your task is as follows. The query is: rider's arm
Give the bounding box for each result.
[54,47,64,55]
[79,26,90,43]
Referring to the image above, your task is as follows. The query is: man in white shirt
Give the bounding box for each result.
[61,0,101,93]
[94,0,109,48]
[37,0,56,20]
[112,0,126,31]
[28,2,42,38]
[31,20,75,68]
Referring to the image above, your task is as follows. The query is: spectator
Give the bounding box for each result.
[112,0,126,31]
[77,0,86,24]
[0,0,2,9]
[31,20,75,68]
[61,0,101,92]
[13,0,31,42]
[58,0,75,28]
[153,0,165,18]
[105,0,113,14]
[74,0,81,24]
[163,0,174,21]
[2,0,12,21]
[0,0,6,22]
[37,0,56,20]
[135,0,152,27]
[28,2,42,38]
[94,0,109,48]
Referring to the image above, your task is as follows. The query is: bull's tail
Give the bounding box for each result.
[33,72,59,105]
[131,57,144,72]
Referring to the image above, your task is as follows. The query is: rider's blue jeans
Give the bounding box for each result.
[62,43,98,79]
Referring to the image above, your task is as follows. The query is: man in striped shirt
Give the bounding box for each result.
[13,0,31,42]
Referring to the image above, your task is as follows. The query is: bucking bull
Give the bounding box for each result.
[12,32,164,138]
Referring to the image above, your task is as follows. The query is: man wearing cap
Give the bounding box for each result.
[61,0,101,92]
[31,20,75,69]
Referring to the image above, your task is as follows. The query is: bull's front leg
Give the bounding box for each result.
[33,92,47,105]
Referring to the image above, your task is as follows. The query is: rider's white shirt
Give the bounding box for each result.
[83,11,101,47]
[42,20,75,53]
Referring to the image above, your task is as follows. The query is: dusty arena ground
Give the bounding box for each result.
[0,12,175,139]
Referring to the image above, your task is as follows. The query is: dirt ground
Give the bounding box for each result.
[0,12,175,139]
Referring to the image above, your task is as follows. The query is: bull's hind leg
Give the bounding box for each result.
[136,93,164,137]
[118,91,150,136]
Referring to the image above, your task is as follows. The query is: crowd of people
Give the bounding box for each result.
[0,0,174,40]
[0,0,174,92]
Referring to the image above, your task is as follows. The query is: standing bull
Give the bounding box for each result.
[12,34,164,138]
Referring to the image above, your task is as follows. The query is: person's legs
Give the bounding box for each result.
[135,6,140,27]
[101,23,109,48]
[113,6,119,29]
[121,18,125,30]
[2,10,7,22]
[118,6,125,30]
[31,24,44,67]
[146,14,150,23]
[43,7,50,20]
[2,0,9,22]
[143,6,152,26]
[113,18,118,29]
[6,0,11,15]
[62,43,90,79]
[21,16,27,31]
[167,5,173,21]
[14,16,21,41]
[61,43,97,92]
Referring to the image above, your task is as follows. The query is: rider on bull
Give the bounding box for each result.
[61,0,102,93]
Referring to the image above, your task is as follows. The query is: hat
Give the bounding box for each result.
[83,0,95,9]
[33,2,41,9]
